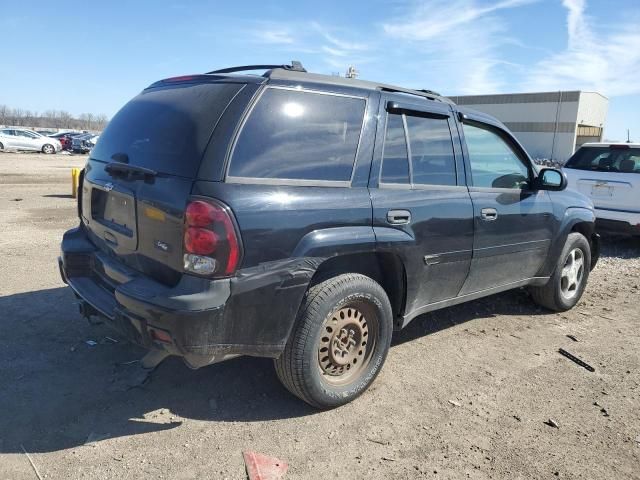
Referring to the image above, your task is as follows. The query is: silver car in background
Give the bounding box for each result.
[0,128,62,153]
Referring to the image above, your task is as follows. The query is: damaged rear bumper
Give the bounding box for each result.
[59,226,311,367]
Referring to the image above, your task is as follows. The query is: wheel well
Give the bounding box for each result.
[310,252,406,322]
[571,221,600,269]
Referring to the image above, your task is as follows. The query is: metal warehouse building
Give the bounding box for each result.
[449,91,608,163]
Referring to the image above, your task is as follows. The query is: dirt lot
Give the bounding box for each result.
[0,152,638,480]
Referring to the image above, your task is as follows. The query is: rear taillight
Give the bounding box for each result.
[183,199,242,277]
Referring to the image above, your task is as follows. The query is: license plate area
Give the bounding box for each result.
[591,183,613,197]
[91,189,136,237]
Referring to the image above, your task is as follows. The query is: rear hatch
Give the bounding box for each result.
[564,145,640,212]
[80,80,246,286]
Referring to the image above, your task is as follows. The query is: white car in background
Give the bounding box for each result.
[564,142,640,236]
[0,128,62,154]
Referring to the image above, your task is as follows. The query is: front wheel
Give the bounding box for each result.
[530,232,591,311]
[274,273,393,409]
[42,144,55,154]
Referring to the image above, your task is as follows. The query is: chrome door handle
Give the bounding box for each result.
[387,209,411,225]
[481,208,498,221]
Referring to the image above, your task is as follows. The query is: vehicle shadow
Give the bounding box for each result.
[392,287,547,347]
[0,282,552,454]
[598,234,640,259]
[0,287,314,454]
[42,194,75,199]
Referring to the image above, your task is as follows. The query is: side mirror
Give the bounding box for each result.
[536,168,567,191]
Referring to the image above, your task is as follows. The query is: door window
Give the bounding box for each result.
[405,116,457,186]
[380,114,410,184]
[463,123,530,189]
[380,112,457,187]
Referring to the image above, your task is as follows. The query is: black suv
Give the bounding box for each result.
[60,62,599,408]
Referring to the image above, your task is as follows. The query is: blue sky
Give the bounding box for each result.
[1,0,638,140]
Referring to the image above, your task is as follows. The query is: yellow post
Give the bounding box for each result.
[71,168,80,198]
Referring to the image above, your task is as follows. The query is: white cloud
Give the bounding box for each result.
[247,21,374,73]
[382,0,536,94]
[524,0,640,96]
[260,30,295,45]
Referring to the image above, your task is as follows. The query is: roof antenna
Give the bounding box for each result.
[345,65,358,79]
[627,129,632,143]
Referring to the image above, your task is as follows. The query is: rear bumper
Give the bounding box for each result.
[594,208,640,236]
[59,226,310,366]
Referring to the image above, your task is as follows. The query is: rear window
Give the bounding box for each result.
[91,83,243,177]
[565,146,640,174]
[228,88,366,182]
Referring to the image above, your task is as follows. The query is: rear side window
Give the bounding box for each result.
[381,114,410,184]
[91,83,243,177]
[228,88,366,182]
[405,116,456,186]
[565,146,640,174]
[380,112,457,186]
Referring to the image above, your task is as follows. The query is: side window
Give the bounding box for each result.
[381,114,410,184]
[405,115,456,186]
[463,123,530,189]
[229,88,366,182]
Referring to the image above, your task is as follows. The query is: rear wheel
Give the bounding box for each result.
[274,273,393,409]
[0,142,4,150]
[530,232,591,311]
[42,144,55,154]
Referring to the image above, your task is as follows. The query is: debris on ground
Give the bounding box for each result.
[566,334,579,342]
[20,444,43,480]
[243,451,288,480]
[103,336,118,344]
[367,438,389,446]
[544,419,560,429]
[448,400,462,407]
[85,340,97,347]
[513,415,522,422]
[558,348,595,372]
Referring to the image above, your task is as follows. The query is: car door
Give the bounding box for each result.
[369,95,474,321]
[13,130,35,150]
[0,129,17,148]
[457,113,555,294]
[22,130,43,150]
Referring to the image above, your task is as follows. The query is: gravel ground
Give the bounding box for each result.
[0,152,638,480]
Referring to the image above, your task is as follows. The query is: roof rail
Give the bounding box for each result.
[379,86,452,104]
[205,61,306,75]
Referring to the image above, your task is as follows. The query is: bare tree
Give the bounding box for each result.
[0,105,109,131]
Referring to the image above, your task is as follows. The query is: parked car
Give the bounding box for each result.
[48,131,82,151]
[71,134,99,154]
[0,128,61,153]
[564,143,640,236]
[59,62,600,408]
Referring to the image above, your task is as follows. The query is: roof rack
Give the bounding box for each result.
[379,86,452,104]
[205,61,306,75]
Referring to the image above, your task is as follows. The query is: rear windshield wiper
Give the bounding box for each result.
[105,162,157,181]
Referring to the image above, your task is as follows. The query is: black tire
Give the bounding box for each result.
[530,232,591,312]
[42,144,55,154]
[274,273,393,409]
[0,142,4,150]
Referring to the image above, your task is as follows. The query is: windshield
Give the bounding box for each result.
[91,82,243,177]
[565,146,640,174]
